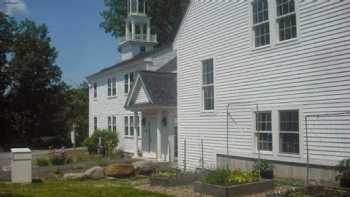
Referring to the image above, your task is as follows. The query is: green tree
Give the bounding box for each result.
[64,82,89,146]
[0,14,69,148]
[100,0,189,46]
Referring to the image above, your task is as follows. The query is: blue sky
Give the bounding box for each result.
[1,0,120,86]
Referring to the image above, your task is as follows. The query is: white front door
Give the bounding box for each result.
[142,117,157,158]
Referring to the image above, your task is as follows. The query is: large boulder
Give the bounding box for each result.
[104,164,135,178]
[133,161,156,176]
[63,173,86,180]
[84,166,104,179]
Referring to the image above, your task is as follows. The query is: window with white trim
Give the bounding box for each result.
[202,59,214,111]
[255,111,272,151]
[276,0,297,41]
[108,116,112,131]
[130,72,134,90]
[135,116,140,137]
[112,78,116,96]
[279,110,299,154]
[124,116,129,136]
[124,74,129,94]
[94,117,97,131]
[107,79,112,96]
[93,82,97,98]
[112,116,117,133]
[252,0,270,47]
[130,116,134,136]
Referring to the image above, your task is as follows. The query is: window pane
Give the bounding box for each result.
[253,0,269,24]
[280,133,299,154]
[254,23,270,47]
[139,0,145,13]
[203,86,214,110]
[256,112,272,131]
[124,74,129,93]
[131,0,137,13]
[112,78,116,96]
[124,116,129,136]
[277,0,295,16]
[280,110,299,131]
[257,133,272,151]
[130,116,134,136]
[108,79,111,96]
[202,59,213,85]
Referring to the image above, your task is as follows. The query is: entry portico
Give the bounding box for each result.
[125,71,177,161]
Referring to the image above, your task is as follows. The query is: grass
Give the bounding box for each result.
[0,180,172,197]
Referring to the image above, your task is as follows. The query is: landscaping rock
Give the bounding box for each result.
[104,163,135,178]
[133,161,156,176]
[84,166,104,179]
[63,173,86,180]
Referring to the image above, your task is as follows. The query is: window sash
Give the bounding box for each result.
[124,74,129,93]
[124,116,129,136]
[130,116,134,136]
[279,110,300,154]
[256,111,272,131]
[108,116,112,131]
[203,85,214,110]
[112,116,117,132]
[256,132,273,151]
[130,72,134,91]
[93,83,97,98]
[280,133,299,154]
[276,0,295,16]
[112,78,117,96]
[202,59,214,111]
[252,0,269,24]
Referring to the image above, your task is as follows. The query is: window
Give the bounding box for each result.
[202,59,214,111]
[131,0,137,13]
[277,0,297,41]
[124,74,129,94]
[112,116,117,133]
[130,72,134,90]
[107,79,112,96]
[135,116,140,137]
[108,116,112,131]
[256,112,272,151]
[139,0,145,13]
[112,78,117,96]
[124,116,129,136]
[252,0,270,47]
[93,83,97,98]
[279,110,299,154]
[94,117,97,131]
[130,116,134,136]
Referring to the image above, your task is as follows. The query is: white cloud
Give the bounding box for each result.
[0,0,28,16]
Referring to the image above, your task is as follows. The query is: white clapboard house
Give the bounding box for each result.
[174,0,350,181]
[87,0,177,161]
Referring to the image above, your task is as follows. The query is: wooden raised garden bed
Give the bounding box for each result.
[150,173,199,187]
[193,180,273,197]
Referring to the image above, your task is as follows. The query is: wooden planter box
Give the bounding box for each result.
[150,174,199,187]
[193,180,273,197]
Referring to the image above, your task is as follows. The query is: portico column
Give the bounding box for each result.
[131,21,136,40]
[125,22,130,40]
[134,111,138,157]
[157,110,162,161]
[139,111,143,154]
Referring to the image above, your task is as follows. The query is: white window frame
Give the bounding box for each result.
[278,109,300,155]
[254,111,273,153]
[124,72,135,95]
[251,0,271,48]
[107,79,112,97]
[108,116,112,131]
[94,116,98,131]
[201,58,215,112]
[275,0,298,43]
[112,116,117,133]
[252,105,304,159]
[112,77,117,96]
[93,82,97,98]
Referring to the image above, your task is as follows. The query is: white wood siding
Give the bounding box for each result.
[134,85,150,104]
[88,47,175,153]
[176,0,350,170]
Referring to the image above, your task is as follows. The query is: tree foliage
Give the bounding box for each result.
[100,0,189,46]
[0,12,90,149]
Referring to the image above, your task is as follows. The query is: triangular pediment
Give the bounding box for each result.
[133,84,150,105]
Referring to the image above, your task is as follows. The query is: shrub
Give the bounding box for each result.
[335,159,350,182]
[35,157,51,167]
[203,169,259,186]
[83,129,119,156]
[254,159,273,171]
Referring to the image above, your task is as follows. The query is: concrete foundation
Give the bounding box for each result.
[217,154,338,184]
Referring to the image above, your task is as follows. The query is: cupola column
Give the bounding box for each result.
[125,22,130,40]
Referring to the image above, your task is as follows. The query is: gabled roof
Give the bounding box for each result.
[86,45,172,80]
[125,71,177,109]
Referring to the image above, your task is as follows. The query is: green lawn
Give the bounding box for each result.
[0,180,172,197]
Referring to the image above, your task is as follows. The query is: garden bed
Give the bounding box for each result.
[194,179,273,197]
[268,185,350,197]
